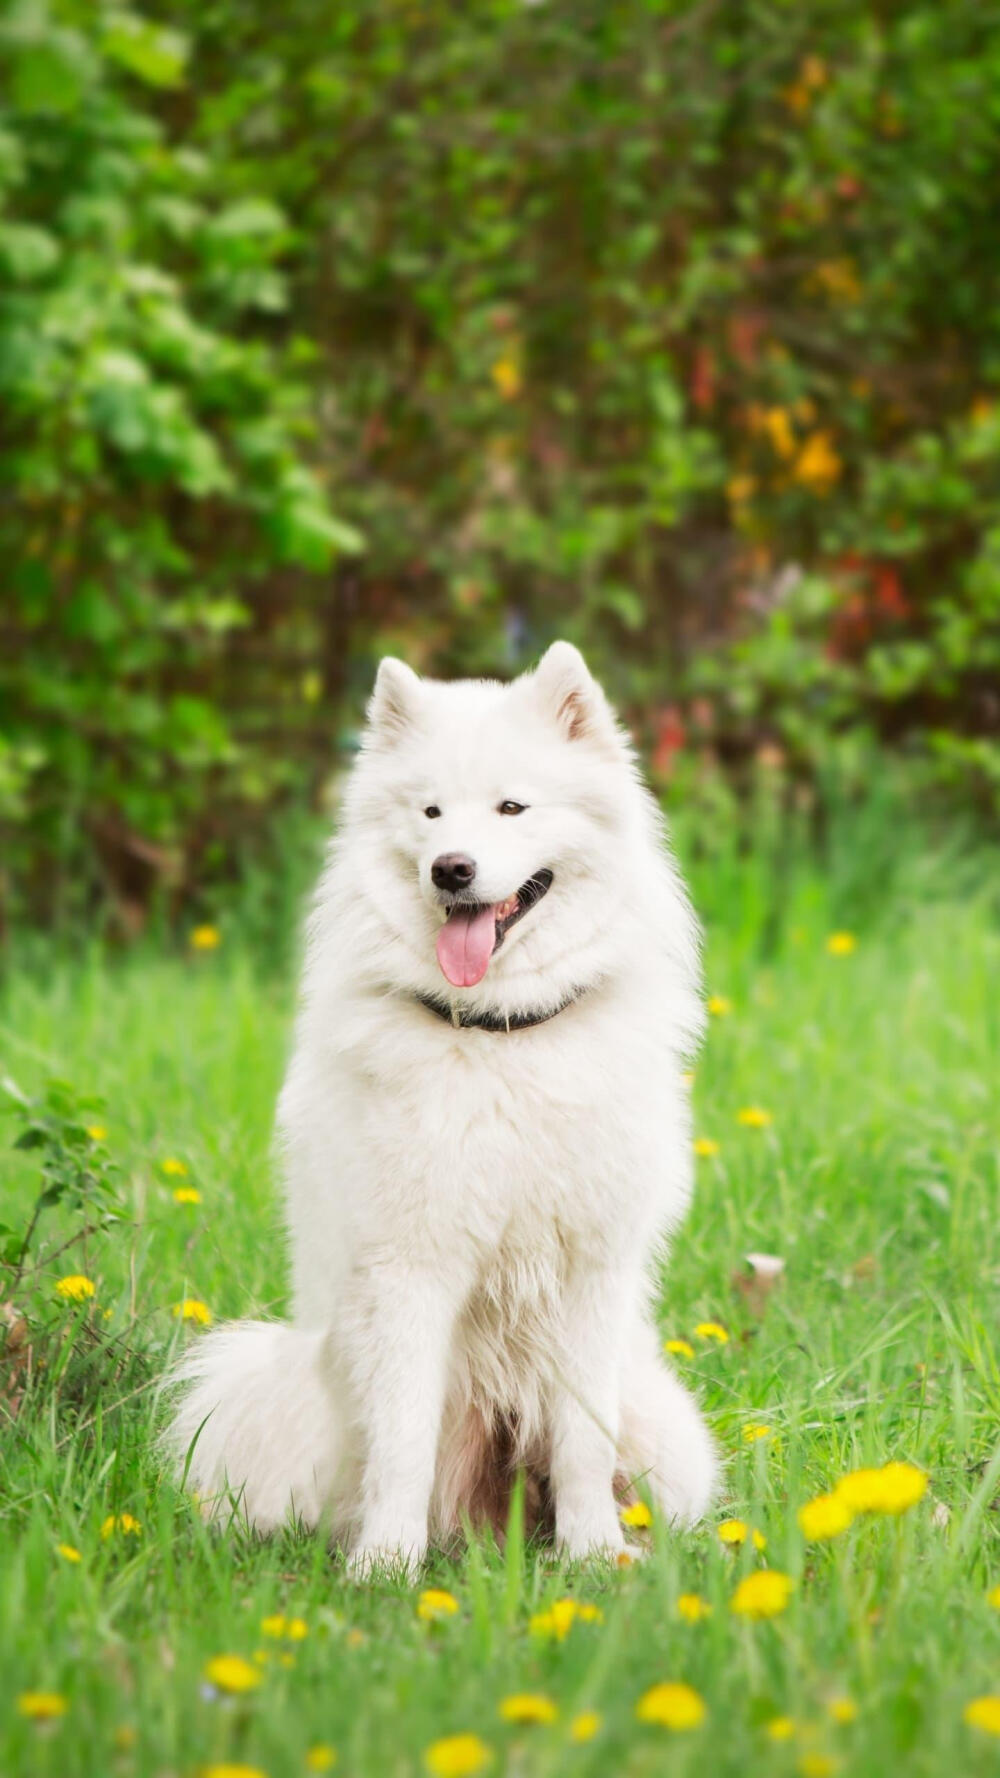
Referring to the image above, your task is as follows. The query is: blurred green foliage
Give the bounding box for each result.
[2,0,999,924]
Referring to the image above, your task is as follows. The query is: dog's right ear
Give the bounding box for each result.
[366,656,424,743]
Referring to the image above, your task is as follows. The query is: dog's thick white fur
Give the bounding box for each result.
[167,642,717,1571]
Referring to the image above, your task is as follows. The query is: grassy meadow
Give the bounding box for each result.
[1,805,999,1777]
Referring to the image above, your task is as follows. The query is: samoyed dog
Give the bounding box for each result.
[167,642,717,1572]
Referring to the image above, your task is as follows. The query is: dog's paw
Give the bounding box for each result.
[556,1508,625,1563]
[347,1524,427,1582]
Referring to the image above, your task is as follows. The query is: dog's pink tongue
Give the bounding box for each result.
[436,904,498,988]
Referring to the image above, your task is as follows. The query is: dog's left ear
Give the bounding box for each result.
[530,641,617,746]
[367,656,424,743]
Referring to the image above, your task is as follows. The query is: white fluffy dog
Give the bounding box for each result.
[167,642,717,1572]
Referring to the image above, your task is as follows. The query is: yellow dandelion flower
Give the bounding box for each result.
[987,1583,1000,1609]
[530,1599,602,1639]
[260,1613,308,1640]
[966,1697,1000,1736]
[417,1589,460,1622]
[18,1691,68,1720]
[616,1550,636,1568]
[835,1462,927,1516]
[694,1138,720,1158]
[664,1337,695,1358]
[731,1570,794,1619]
[345,1628,365,1649]
[798,1492,854,1541]
[743,1424,772,1444]
[306,1748,338,1772]
[677,1593,712,1622]
[424,1734,492,1777]
[827,1697,857,1724]
[200,1767,269,1778]
[569,1711,602,1743]
[499,1693,558,1725]
[173,1186,202,1205]
[707,994,733,1017]
[101,1513,141,1540]
[793,432,842,494]
[717,1519,766,1549]
[695,1321,729,1343]
[190,924,221,950]
[173,1298,213,1326]
[54,1274,96,1303]
[826,932,857,956]
[85,1123,108,1141]
[490,357,521,400]
[203,1654,261,1694]
[799,1758,838,1778]
[766,1716,796,1742]
[114,1727,137,1750]
[737,1106,772,1129]
[636,1681,706,1731]
[57,1542,82,1563]
[161,1157,189,1176]
[621,1500,652,1529]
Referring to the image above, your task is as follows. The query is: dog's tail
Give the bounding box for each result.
[164,1321,343,1535]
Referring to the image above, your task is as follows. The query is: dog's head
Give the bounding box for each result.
[343,641,672,1008]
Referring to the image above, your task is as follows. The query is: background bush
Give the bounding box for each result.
[3,0,999,926]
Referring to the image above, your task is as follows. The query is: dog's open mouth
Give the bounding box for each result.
[435,870,553,989]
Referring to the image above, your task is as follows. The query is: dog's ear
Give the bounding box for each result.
[530,641,616,745]
[367,656,423,742]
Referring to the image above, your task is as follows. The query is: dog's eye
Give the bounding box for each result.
[424,805,442,819]
[498,800,526,816]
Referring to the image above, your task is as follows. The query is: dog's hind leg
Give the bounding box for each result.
[617,1320,718,1526]
[164,1321,344,1536]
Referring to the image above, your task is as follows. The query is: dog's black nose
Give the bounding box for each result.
[431,852,477,893]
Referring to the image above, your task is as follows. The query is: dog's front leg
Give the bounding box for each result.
[550,1265,630,1560]
[341,1261,463,1579]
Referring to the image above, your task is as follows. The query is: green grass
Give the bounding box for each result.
[1,817,999,1778]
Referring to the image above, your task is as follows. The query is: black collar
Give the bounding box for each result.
[415,990,579,1032]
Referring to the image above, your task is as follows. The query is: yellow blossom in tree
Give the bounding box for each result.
[726,472,757,509]
[636,1681,706,1731]
[85,1123,108,1141]
[695,1321,729,1343]
[530,1599,602,1639]
[203,1654,261,1694]
[424,1735,492,1777]
[793,432,842,494]
[827,1697,857,1724]
[190,924,221,950]
[260,1614,308,1640]
[57,1543,82,1563]
[18,1691,69,1720]
[766,1717,796,1742]
[55,1274,96,1303]
[731,1570,794,1619]
[966,1697,1000,1736]
[763,407,797,460]
[174,1298,213,1326]
[693,1138,720,1158]
[499,1693,558,1725]
[417,1589,460,1622]
[490,357,521,400]
[568,1711,602,1743]
[101,1513,141,1539]
[987,1584,1000,1609]
[706,994,732,1017]
[173,1186,203,1205]
[664,1337,695,1358]
[801,54,828,89]
[798,1492,854,1541]
[717,1519,766,1550]
[161,1157,189,1176]
[677,1593,712,1623]
[826,932,857,956]
[737,1106,772,1128]
[812,259,862,303]
[305,1748,338,1773]
[743,1424,772,1444]
[621,1500,652,1529]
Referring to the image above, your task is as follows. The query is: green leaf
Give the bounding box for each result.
[102,10,188,88]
